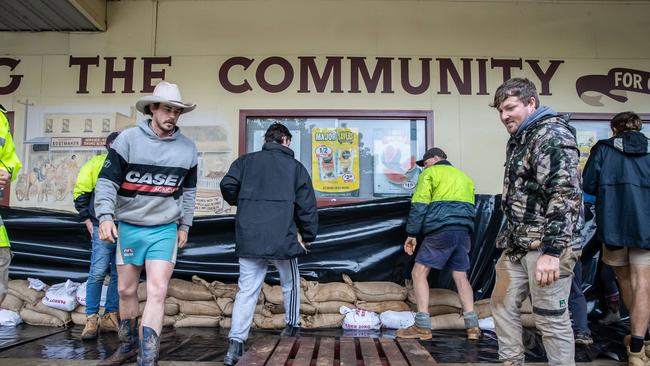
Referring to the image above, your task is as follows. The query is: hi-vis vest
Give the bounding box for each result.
[0,110,23,247]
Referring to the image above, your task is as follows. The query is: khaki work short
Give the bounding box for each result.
[602,244,650,267]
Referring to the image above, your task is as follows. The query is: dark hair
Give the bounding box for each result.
[264,123,292,143]
[611,111,643,133]
[105,131,120,149]
[491,78,540,109]
[144,103,160,116]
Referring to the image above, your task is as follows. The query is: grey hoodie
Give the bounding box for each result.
[94,120,198,230]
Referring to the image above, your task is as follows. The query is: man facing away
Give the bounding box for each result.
[220,123,318,366]
[396,147,479,341]
[583,111,650,365]
[490,78,582,366]
[94,81,198,366]
[0,106,21,308]
[73,131,120,339]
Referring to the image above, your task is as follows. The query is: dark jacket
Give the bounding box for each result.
[220,142,318,259]
[582,131,650,248]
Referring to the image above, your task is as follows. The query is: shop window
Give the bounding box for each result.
[102,118,111,132]
[62,119,70,133]
[84,119,93,132]
[568,113,650,172]
[45,119,53,133]
[241,110,432,206]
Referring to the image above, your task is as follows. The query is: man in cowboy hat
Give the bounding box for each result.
[94,81,198,366]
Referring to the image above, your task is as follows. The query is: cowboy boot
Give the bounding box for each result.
[137,326,160,366]
[97,318,139,366]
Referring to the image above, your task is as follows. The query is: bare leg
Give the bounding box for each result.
[452,270,474,312]
[629,264,650,338]
[117,264,142,320]
[141,260,174,335]
[412,262,431,313]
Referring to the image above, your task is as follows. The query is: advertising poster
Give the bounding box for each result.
[311,127,359,197]
[373,130,419,196]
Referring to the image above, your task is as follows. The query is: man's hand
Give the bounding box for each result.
[99,220,118,243]
[297,232,311,252]
[404,237,417,256]
[84,219,94,237]
[0,171,10,186]
[535,254,560,287]
[177,230,188,249]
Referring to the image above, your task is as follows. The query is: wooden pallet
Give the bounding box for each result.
[236,336,436,365]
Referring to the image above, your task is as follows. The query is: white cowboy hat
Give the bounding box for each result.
[136,81,196,114]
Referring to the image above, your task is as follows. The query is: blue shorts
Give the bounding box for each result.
[116,222,178,265]
[415,229,471,271]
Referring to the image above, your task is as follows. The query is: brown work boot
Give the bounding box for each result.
[81,314,100,340]
[97,318,138,366]
[395,325,432,340]
[466,326,481,341]
[627,346,648,366]
[100,312,119,333]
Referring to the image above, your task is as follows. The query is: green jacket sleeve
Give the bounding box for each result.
[0,112,22,181]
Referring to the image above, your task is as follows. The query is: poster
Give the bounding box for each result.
[311,127,359,197]
[373,130,419,196]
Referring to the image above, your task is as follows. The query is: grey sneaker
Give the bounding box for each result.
[574,331,593,345]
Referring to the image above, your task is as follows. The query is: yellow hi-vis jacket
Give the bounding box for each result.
[0,110,23,247]
[73,154,107,223]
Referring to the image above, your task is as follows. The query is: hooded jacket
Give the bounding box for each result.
[582,130,650,248]
[94,120,198,230]
[497,112,583,260]
[220,142,318,260]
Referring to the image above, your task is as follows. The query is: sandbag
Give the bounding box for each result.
[192,276,241,299]
[8,280,45,304]
[162,315,176,327]
[137,282,147,302]
[430,313,465,330]
[303,281,356,304]
[380,311,415,329]
[0,309,22,327]
[342,274,406,302]
[405,282,461,308]
[24,302,71,324]
[341,306,381,330]
[262,283,306,305]
[1,293,24,313]
[428,305,461,316]
[474,299,491,319]
[71,311,86,326]
[302,313,345,329]
[138,301,184,317]
[520,298,532,314]
[253,314,286,329]
[173,314,221,328]
[20,308,65,327]
[74,305,106,314]
[313,301,355,314]
[175,299,221,316]
[167,278,214,301]
[265,302,317,316]
[219,317,232,328]
[42,280,80,311]
[216,298,269,317]
[522,313,536,328]
[355,300,410,313]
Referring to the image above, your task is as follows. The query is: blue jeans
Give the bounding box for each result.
[86,225,119,315]
[569,260,590,335]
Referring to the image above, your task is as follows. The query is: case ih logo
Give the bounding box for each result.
[576,68,650,106]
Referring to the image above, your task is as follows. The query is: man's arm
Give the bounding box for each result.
[294,166,318,243]
[405,170,436,237]
[533,126,582,257]
[179,164,198,232]
[220,158,243,206]
[73,159,98,221]
[0,112,22,184]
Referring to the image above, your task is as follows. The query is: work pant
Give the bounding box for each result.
[229,257,300,342]
[491,248,577,366]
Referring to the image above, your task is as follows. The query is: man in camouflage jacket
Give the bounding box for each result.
[490,78,582,366]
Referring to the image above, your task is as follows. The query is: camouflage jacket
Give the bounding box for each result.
[497,115,583,260]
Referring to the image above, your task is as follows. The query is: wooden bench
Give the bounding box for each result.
[237,336,436,365]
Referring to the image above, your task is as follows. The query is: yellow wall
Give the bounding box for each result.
[1,0,649,209]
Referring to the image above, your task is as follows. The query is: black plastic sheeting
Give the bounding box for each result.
[0,194,632,362]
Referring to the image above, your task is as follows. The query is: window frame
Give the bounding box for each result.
[238,109,434,206]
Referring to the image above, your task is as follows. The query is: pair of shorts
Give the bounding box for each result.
[415,229,471,271]
[602,244,650,267]
[116,222,178,265]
